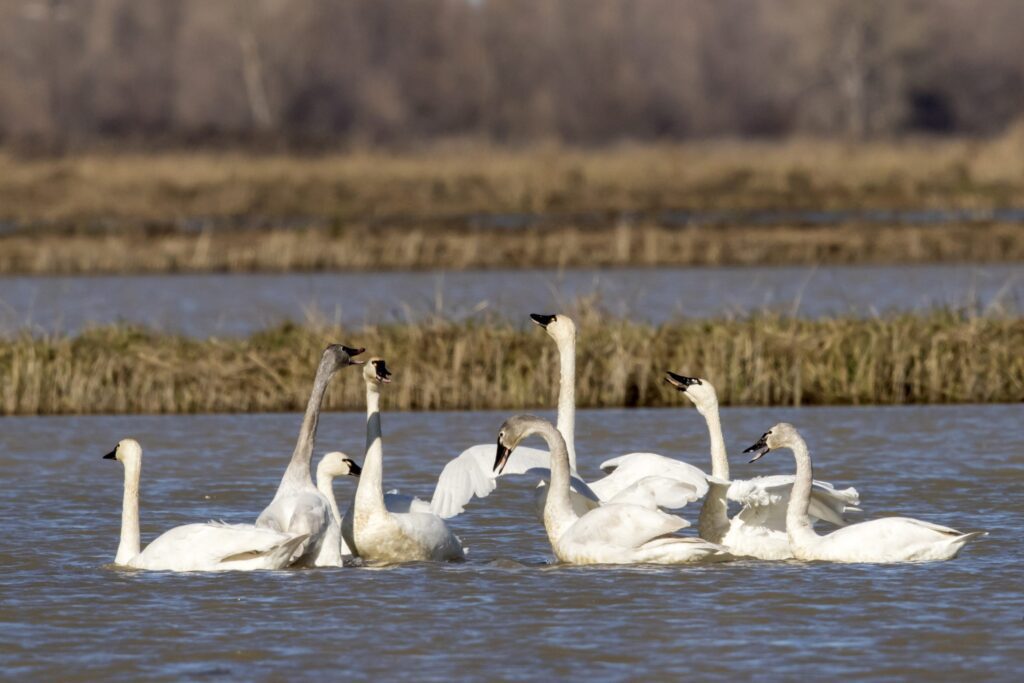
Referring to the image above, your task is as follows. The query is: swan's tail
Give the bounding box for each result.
[950,530,987,552]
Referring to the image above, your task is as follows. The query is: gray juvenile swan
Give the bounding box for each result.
[744,423,986,563]
[255,343,364,566]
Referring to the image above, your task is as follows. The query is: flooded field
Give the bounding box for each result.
[1,263,1019,337]
[0,404,1020,680]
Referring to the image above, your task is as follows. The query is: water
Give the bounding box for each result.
[1,263,1020,337]
[1,405,1020,680]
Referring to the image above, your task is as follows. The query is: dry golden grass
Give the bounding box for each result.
[3,137,1024,226]
[2,138,1022,273]
[2,310,1020,415]
[0,222,1020,273]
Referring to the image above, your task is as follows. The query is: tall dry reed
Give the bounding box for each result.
[1,311,1020,415]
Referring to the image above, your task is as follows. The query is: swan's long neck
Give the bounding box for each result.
[697,402,731,542]
[278,355,334,491]
[534,420,578,543]
[116,458,142,565]
[555,334,578,471]
[354,384,386,514]
[316,471,343,524]
[786,434,819,549]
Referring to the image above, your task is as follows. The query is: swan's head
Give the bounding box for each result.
[317,451,362,479]
[323,343,365,370]
[743,422,799,462]
[665,372,718,413]
[102,438,142,465]
[530,313,576,344]
[493,414,545,473]
[363,358,392,385]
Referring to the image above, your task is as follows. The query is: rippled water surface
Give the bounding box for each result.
[0,405,1021,681]
[1,263,1020,336]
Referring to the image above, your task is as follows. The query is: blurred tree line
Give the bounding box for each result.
[1,0,1022,149]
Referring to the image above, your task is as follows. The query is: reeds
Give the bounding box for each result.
[2,310,1020,415]
[3,139,1024,273]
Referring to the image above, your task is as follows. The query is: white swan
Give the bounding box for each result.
[349,359,465,563]
[315,451,432,563]
[314,451,362,566]
[666,372,861,560]
[495,415,733,565]
[255,343,364,566]
[104,439,308,572]
[744,423,986,563]
[430,313,709,519]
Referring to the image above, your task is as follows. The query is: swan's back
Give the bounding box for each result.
[131,523,309,571]
[806,517,985,563]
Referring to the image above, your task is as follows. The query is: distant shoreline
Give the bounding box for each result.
[2,311,1019,415]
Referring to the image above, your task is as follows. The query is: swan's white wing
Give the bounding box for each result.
[390,512,466,560]
[590,453,711,505]
[133,523,307,571]
[429,443,596,519]
[729,475,861,529]
[565,504,689,550]
[605,476,701,510]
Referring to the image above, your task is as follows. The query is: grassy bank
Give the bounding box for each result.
[2,138,1024,273]
[2,311,1020,415]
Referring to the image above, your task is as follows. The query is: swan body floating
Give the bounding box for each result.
[744,423,986,563]
[666,372,861,560]
[350,360,465,564]
[496,415,734,565]
[430,314,710,519]
[255,343,364,566]
[104,439,308,572]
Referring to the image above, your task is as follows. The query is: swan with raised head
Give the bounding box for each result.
[350,359,465,563]
[744,423,985,563]
[666,372,861,560]
[430,313,709,519]
[314,451,362,565]
[104,439,308,572]
[255,343,364,566]
[495,415,733,565]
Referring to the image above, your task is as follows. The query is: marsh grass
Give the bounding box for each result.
[2,309,1020,415]
[2,138,1024,273]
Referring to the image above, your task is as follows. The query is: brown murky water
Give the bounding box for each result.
[0,405,1021,680]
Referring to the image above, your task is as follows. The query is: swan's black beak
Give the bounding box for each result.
[494,439,513,474]
[102,448,117,460]
[743,432,772,463]
[665,372,702,391]
[346,460,362,477]
[344,345,366,365]
[529,313,557,328]
[372,359,392,384]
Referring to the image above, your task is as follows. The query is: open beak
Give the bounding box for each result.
[665,371,701,392]
[743,433,772,463]
[344,345,366,364]
[494,439,513,473]
[102,448,117,460]
[529,313,556,328]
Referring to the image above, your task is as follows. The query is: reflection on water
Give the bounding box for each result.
[0,263,1020,337]
[0,405,1020,680]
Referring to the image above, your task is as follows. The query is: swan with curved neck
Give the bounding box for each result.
[494,415,732,565]
[255,343,364,566]
[666,372,861,560]
[744,423,985,563]
[350,359,464,563]
[104,439,309,572]
[429,313,709,519]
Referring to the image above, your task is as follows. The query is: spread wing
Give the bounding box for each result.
[729,475,861,530]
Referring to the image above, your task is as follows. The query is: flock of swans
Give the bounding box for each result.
[103,314,985,572]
